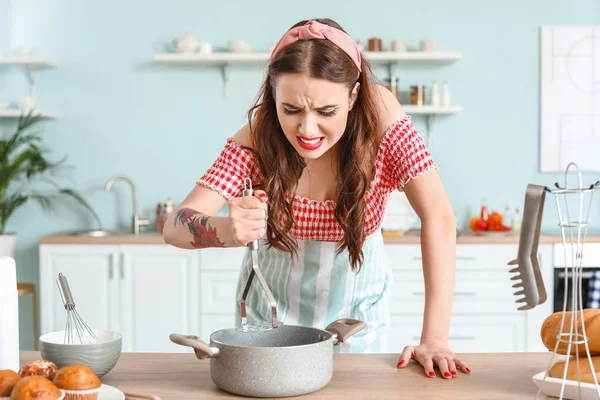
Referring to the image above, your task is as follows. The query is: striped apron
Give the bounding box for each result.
[233,230,393,353]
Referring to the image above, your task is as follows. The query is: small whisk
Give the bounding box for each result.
[56,273,99,344]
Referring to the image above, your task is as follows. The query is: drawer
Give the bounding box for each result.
[199,271,239,314]
[386,314,525,354]
[385,244,519,271]
[391,270,523,314]
[200,247,247,271]
[553,243,600,268]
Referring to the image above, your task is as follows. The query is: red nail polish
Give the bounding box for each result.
[397,360,404,367]
[259,193,267,198]
[429,371,435,377]
[465,367,471,373]
[451,371,458,376]
[444,372,451,377]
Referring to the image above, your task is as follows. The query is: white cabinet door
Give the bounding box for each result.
[39,245,120,336]
[119,245,199,353]
[387,314,526,354]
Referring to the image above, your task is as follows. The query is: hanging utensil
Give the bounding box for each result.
[508,184,548,310]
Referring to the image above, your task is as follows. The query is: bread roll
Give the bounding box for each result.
[541,309,600,355]
[18,360,57,381]
[52,364,100,391]
[0,370,21,397]
[550,356,600,384]
[9,376,62,400]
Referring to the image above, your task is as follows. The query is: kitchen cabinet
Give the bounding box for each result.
[39,244,233,353]
[39,241,554,354]
[385,243,554,353]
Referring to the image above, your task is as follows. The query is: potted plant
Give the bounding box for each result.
[0,113,100,258]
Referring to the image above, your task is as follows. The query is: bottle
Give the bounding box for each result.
[480,201,489,221]
[0,257,20,371]
[504,205,513,228]
[442,81,451,107]
[512,208,522,232]
[430,81,440,106]
[165,199,175,215]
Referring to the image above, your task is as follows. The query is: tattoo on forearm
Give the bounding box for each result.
[174,208,225,248]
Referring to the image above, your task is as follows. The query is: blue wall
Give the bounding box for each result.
[2,0,599,349]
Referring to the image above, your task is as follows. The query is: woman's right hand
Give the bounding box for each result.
[227,190,268,246]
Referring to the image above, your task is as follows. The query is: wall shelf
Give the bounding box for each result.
[0,57,57,119]
[0,109,56,119]
[0,57,57,69]
[154,51,463,146]
[154,51,462,65]
[403,105,462,115]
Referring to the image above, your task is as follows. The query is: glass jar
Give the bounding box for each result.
[409,85,425,105]
[368,37,382,52]
[384,77,400,100]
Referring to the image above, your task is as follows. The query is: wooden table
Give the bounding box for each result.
[21,351,555,399]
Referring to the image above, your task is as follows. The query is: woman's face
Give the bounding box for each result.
[274,73,359,160]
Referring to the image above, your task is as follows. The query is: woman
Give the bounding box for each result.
[164,18,470,379]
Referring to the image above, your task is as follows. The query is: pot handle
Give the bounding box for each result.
[169,333,220,359]
[326,319,365,346]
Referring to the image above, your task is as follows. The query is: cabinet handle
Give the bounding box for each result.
[120,254,125,279]
[558,271,594,279]
[449,336,475,341]
[413,291,476,297]
[109,254,114,280]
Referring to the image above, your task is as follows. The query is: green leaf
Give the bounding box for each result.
[0,113,100,233]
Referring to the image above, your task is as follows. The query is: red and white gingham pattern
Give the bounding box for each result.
[197,116,436,241]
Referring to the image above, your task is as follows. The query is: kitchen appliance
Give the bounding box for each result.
[170,318,364,398]
[511,163,600,399]
[553,268,600,313]
[56,273,99,344]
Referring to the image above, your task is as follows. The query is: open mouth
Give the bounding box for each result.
[297,136,324,150]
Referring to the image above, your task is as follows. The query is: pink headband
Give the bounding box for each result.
[270,20,362,72]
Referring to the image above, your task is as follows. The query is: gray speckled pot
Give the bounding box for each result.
[170,318,364,398]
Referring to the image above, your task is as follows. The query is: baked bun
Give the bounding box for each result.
[18,360,58,381]
[550,356,600,384]
[541,309,600,355]
[0,370,21,397]
[52,365,100,391]
[9,376,62,400]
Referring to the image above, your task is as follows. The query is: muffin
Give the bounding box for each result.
[9,376,64,400]
[19,360,58,381]
[0,370,21,399]
[52,365,100,400]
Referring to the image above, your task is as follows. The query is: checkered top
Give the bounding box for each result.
[197,116,437,241]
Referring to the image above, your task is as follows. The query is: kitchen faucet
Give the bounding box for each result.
[105,175,149,235]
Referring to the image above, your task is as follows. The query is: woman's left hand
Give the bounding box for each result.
[396,338,471,379]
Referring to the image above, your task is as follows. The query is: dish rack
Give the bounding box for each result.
[511,163,600,399]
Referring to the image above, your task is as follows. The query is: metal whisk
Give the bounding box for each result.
[56,273,99,344]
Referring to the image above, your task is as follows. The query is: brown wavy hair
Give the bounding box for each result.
[246,18,381,273]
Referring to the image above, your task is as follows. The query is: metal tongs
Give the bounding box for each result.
[238,178,280,331]
[508,184,548,310]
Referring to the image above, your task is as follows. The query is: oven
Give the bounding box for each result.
[553,267,600,312]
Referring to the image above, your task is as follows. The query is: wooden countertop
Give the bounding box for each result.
[38,231,600,245]
[21,351,554,399]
